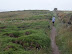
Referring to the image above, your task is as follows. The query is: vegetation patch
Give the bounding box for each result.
[11,29,51,50]
[56,11,72,54]
[3,31,21,38]
[0,10,52,54]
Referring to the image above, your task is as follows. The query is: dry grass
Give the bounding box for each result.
[56,11,72,54]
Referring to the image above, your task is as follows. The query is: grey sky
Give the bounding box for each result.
[0,0,72,11]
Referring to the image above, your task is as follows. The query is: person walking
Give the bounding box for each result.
[52,16,55,26]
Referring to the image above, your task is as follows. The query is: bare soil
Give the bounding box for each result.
[50,26,60,54]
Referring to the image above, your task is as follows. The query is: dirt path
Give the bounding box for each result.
[50,26,60,54]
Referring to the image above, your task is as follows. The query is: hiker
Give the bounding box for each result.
[52,16,55,26]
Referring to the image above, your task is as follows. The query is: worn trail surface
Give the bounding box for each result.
[50,26,60,54]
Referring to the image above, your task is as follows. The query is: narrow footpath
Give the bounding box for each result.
[50,26,60,54]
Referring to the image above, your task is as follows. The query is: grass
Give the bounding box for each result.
[56,26,72,54]
[55,11,72,54]
[0,10,53,54]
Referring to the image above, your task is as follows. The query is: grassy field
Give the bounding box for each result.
[0,10,53,54]
[56,11,72,54]
[0,10,72,54]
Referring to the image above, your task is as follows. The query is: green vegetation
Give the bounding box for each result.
[56,11,72,54]
[1,10,72,54]
[0,10,53,54]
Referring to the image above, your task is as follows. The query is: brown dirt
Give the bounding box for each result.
[0,26,6,29]
[50,26,60,54]
[4,45,15,51]
[25,31,31,35]
[12,40,41,50]
[3,33,19,38]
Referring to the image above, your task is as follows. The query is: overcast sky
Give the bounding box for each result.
[0,0,72,11]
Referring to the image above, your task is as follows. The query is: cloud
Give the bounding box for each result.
[0,0,72,11]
